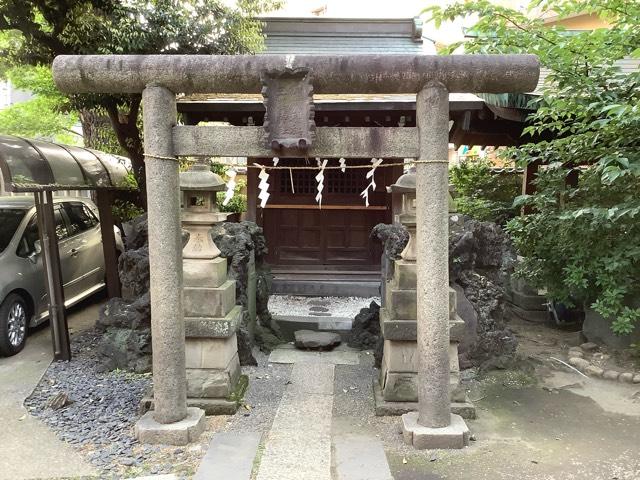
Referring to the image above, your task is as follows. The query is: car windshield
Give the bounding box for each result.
[0,208,26,253]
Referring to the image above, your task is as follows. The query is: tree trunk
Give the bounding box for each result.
[79,100,147,209]
[103,96,147,209]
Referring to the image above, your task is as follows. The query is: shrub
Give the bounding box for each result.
[449,156,521,225]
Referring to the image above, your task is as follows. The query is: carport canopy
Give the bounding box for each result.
[0,134,133,361]
[0,134,129,192]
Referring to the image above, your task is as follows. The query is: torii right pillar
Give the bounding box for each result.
[402,82,470,449]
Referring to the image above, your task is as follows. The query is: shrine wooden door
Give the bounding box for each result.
[257,158,398,269]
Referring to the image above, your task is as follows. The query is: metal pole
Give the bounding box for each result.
[142,85,188,424]
[35,191,71,361]
[415,82,451,428]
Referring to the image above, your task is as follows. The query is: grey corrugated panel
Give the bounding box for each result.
[264,35,425,55]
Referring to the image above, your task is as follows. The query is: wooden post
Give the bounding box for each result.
[521,159,541,215]
[96,190,122,298]
[35,191,71,361]
[246,161,258,223]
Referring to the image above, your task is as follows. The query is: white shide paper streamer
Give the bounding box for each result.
[255,164,270,208]
[360,158,384,207]
[315,159,328,208]
[222,168,237,206]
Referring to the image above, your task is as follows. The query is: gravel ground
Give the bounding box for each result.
[269,295,380,317]
[224,350,292,435]
[332,350,464,458]
[23,328,227,479]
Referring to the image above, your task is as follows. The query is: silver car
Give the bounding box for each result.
[0,196,123,356]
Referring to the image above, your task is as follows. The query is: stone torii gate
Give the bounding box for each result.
[53,54,539,448]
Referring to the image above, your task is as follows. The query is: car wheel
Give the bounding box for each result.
[0,293,29,356]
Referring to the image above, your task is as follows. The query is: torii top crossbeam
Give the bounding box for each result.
[53,54,539,94]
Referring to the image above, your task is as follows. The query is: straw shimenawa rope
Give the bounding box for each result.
[142,153,448,169]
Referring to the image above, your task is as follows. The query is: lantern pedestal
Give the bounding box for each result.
[180,163,243,414]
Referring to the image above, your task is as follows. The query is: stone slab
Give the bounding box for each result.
[256,363,334,480]
[186,334,238,369]
[274,315,353,342]
[333,433,393,480]
[183,256,227,288]
[373,380,476,419]
[131,475,178,480]
[294,330,341,350]
[506,302,549,323]
[380,308,465,342]
[194,431,262,480]
[135,407,206,446]
[185,305,242,338]
[268,346,360,365]
[184,280,236,318]
[384,287,456,321]
[391,259,416,290]
[0,313,97,480]
[379,369,466,403]
[506,287,548,311]
[186,352,240,398]
[402,412,470,450]
[382,340,460,373]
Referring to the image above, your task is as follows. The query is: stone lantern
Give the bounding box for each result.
[377,171,474,421]
[387,171,416,262]
[180,163,226,262]
[180,162,243,414]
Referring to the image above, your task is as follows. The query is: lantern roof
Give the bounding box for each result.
[180,163,225,191]
[387,171,415,193]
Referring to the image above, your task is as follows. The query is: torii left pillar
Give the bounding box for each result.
[134,85,206,445]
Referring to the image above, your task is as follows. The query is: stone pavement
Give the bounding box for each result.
[195,346,393,480]
[268,343,360,365]
[0,296,100,480]
[256,362,335,480]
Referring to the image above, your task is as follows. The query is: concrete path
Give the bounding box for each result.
[0,296,101,480]
[256,362,335,480]
[194,432,262,480]
[268,344,360,365]
[333,432,394,480]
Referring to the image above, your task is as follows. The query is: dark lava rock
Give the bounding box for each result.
[97,215,153,373]
[371,223,409,260]
[96,214,194,373]
[348,301,381,351]
[371,215,518,370]
[118,247,149,300]
[97,293,150,332]
[212,221,283,364]
[449,214,518,369]
[122,214,148,250]
[294,330,341,350]
[97,327,152,373]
